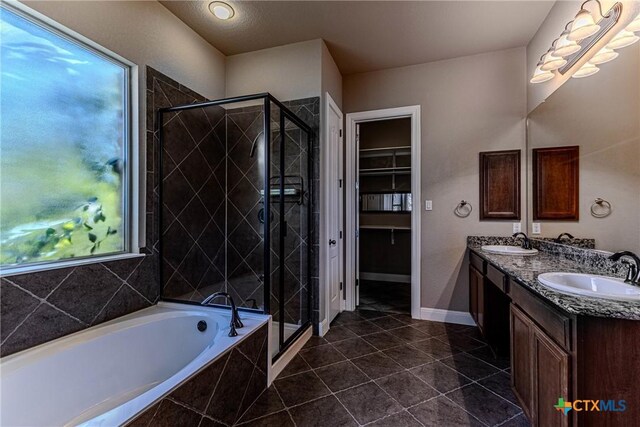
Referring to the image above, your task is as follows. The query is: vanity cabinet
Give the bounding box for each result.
[469,248,640,427]
[510,305,569,427]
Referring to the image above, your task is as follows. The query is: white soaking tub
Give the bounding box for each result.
[0,302,270,427]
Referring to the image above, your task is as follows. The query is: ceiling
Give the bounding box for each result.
[160,1,555,75]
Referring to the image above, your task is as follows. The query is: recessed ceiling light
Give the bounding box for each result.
[209,2,234,20]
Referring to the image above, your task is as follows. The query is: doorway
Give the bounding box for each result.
[345,106,421,318]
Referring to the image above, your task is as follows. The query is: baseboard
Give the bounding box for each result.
[419,307,476,326]
[318,318,329,337]
[270,326,312,383]
[360,272,411,283]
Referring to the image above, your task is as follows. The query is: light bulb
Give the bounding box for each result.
[209,2,234,20]
[572,62,600,78]
[568,8,601,41]
[607,30,640,49]
[589,47,618,65]
[554,31,581,57]
[530,65,554,84]
[541,52,568,71]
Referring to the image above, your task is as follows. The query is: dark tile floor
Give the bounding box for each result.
[358,280,411,314]
[236,310,529,427]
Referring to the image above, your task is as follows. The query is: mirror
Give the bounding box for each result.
[526,43,640,253]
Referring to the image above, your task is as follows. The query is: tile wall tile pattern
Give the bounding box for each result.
[126,323,268,427]
[156,69,228,303]
[238,310,529,427]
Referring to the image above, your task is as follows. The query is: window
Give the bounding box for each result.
[0,3,137,272]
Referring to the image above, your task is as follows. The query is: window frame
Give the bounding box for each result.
[0,1,142,277]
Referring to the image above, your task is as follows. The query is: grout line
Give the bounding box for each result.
[89,282,127,325]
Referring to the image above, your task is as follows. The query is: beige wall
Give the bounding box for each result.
[321,41,343,108]
[527,0,640,113]
[527,44,640,252]
[225,39,322,100]
[344,48,527,312]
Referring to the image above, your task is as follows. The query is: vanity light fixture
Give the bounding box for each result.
[541,50,568,71]
[589,46,618,65]
[554,27,582,57]
[530,0,623,83]
[209,1,234,20]
[606,29,640,49]
[572,62,600,78]
[568,5,602,41]
[530,63,555,84]
[530,53,555,84]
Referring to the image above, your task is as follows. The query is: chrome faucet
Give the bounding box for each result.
[201,292,244,337]
[609,251,640,286]
[512,232,532,250]
[555,232,574,243]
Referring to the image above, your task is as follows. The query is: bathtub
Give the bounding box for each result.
[0,302,270,427]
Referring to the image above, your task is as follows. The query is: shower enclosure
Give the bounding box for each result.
[156,93,313,359]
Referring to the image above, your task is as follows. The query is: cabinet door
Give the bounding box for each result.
[532,326,570,427]
[477,274,485,333]
[469,265,484,331]
[510,305,533,419]
[469,265,479,324]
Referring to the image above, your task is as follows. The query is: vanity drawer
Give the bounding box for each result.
[469,251,486,274]
[486,263,507,293]
[510,281,571,350]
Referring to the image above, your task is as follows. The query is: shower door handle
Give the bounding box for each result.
[329,239,337,246]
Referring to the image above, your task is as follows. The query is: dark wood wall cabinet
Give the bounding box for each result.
[479,150,521,220]
[468,249,640,427]
[532,146,580,220]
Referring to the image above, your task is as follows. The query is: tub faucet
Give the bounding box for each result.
[609,251,640,286]
[512,232,532,250]
[555,232,574,243]
[201,292,244,337]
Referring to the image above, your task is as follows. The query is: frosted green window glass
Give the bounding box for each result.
[0,6,129,268]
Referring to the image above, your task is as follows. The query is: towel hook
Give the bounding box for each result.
[590,198,612,218]
[454,200,472,218]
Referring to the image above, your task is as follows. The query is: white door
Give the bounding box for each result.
[327,96,344,323]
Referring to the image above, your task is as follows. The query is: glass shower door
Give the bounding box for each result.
[280,114,311,345]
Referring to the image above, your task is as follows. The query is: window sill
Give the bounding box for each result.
[0,252,146,278]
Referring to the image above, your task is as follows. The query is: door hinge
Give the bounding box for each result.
[339,179,342,188]
[339,230,343,239]
[339,281,343,290]
[356,279,359,287]
[339,129,343,137]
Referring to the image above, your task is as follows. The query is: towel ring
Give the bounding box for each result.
[590,198,612,218]
[454,200,472,218]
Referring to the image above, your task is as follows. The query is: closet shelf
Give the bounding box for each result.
[360,166,411,176]
[359,225,411,230]
[359,146,411,159]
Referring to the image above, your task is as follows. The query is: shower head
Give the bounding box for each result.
[249,131,264,158]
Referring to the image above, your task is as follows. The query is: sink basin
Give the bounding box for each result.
[481,245,538,256]
[538,272,640,302]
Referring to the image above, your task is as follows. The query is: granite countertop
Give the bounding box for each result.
[467,242,640,321]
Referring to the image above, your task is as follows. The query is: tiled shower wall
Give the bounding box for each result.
[158,75,228,302]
